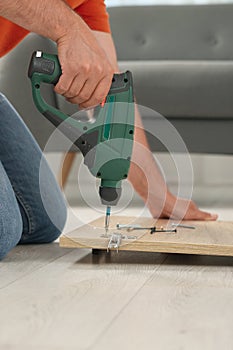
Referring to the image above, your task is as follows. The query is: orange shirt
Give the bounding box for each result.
[0,0,110,57]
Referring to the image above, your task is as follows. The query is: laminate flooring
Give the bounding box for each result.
[1,207,233,350]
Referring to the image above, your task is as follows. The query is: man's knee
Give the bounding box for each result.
[39,199,67,243]
[38,160,67,243]
[0,207,23,260]
[0,92,7,103]
[40,185,67,243]
[20,192,67,244]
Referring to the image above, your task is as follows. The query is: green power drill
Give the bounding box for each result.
[28,51,135,232]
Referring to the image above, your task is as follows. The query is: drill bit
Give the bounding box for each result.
[105,206,111,233]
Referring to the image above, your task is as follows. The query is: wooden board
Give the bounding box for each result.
[60,216,233,257]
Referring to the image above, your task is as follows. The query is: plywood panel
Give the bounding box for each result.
[60,216,233,257]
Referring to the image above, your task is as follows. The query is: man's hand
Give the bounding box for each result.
[55,19,114,109]
[129,160,218,221]
[0,0,114,109]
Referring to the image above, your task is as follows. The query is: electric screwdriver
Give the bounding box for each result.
[28,51,135,231]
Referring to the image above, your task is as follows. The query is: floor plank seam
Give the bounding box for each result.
[0,248,76,290]
[86,253,169,350]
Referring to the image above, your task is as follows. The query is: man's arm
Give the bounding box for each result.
[0,0,77,41]
[0,0,114,108]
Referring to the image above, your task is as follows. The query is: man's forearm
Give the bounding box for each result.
[0,0,79,42]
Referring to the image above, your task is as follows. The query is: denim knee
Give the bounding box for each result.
[39,198,67,243]
[36,158,68,243]
[0,206,23,260]
[0,92,7,104]
[20,191,67,244]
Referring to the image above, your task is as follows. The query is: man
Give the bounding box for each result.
[0,0,217,259]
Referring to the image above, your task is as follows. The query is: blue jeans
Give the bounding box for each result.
[0,93,67,259]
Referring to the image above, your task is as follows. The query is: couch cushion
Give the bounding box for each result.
[109,4,233,61]
[119,60,233,118]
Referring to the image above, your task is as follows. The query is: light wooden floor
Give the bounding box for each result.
[1,207,233,350]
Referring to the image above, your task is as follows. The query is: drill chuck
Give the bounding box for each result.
[99,186,122,206]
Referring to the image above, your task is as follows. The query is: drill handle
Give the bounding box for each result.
[28,51,61,85]
[28,51,133,128]
[28,51,70,128]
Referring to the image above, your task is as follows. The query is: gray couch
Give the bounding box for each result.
[1,4,233,153]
